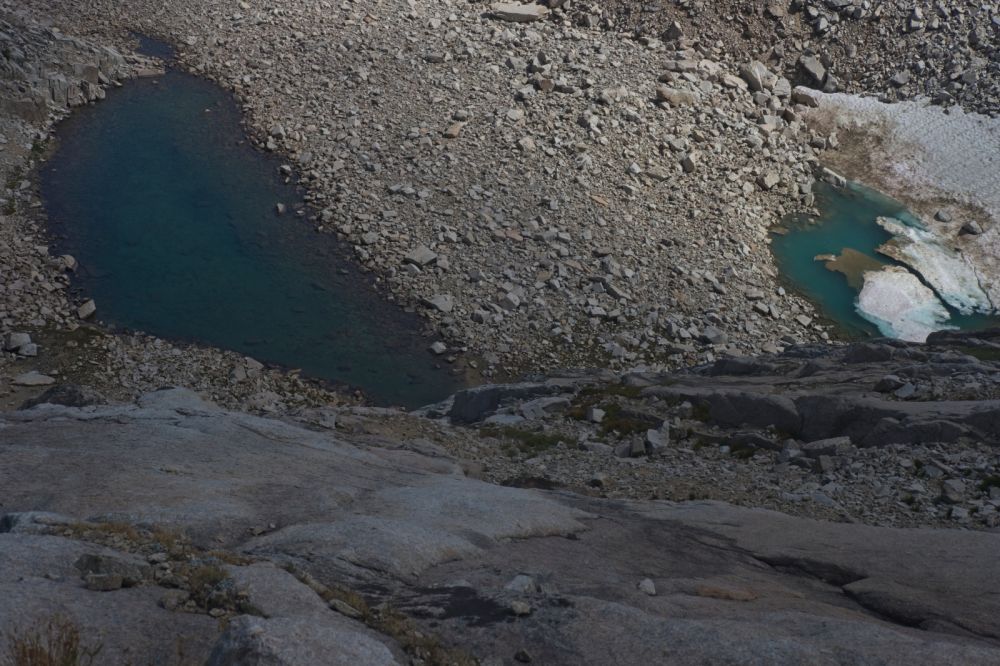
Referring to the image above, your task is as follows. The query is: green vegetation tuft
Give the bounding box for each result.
[691,402,711,422]
[597,403,661,437]
[577,384,646,400]
[979,475,1000,492]
[186,564,229,607]
[954,345,1000,362]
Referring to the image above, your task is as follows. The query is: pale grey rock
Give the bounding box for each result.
[426,294,454,313]
[3,331,31,352]
[77,299,96,319]
[13,371,56,386]
[404,245,438,267]
[490,2,549,23]
[792,86,821,107]
[208,614,400,666]
[799,56,827,85]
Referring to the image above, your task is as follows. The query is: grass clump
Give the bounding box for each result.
[64,521,140,543]
[369,605,477,666]
[577,384,645,400]
[979,475,1000,493]
[690,402,711,423]
[566,384,646,421]
[4,615,102,666]
[479,425,565,456]
[186,564,229,607]
[954,345,1000,362]
[597,403,662,438]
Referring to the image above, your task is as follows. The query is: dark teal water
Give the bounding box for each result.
[40,68,460,408]
[771,181,999,338]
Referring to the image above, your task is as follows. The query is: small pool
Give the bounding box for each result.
[771,180,999,340]
[40,53,460,408]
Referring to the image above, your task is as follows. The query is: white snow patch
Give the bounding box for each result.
[809,91,1000,225]
[876,217,992,314]
[857,266,955,343]
[807,90,1000,308]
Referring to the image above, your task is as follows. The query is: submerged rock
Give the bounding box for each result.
[857,266,954,342]
[823,248,885,289]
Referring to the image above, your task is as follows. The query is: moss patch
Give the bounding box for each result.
[954,345,1000,362]
[979,475,1000,492]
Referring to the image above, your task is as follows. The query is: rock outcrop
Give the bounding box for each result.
[2,381,1000,664]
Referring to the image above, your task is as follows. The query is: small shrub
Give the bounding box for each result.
[598,403,662,437]
[690,402,711,422]
[4,615,102,666]
[186,564,228,607]
[4,166,22,190]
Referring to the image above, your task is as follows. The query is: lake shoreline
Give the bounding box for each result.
[40,62,464,408]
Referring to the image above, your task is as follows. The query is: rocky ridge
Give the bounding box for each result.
[2,376,1000,664]
[423,327,1000,530]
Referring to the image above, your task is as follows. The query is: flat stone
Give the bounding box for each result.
[792,87,821,107]
[404,245,438,266]
[425,294,454,313]
[13,371,56,387]
[77,299,97,319]
[3,332,31,352]
[490,2,549,23]
[655,86,698,106]
[84,573,124,591]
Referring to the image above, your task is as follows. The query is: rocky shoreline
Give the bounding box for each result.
[17,0,853,385]
[0,7,364,410]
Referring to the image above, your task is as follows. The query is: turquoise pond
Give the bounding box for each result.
[771,181,1000,338]
[40,57,460,408]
